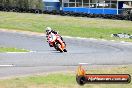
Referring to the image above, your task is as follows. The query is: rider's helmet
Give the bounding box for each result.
[45,27,52,34]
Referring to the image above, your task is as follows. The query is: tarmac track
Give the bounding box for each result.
[0,30,132,77]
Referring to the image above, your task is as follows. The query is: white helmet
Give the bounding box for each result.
[45,27,52,34]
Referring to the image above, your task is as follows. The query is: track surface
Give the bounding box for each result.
[0,30,132,77]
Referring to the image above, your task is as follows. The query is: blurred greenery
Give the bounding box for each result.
[0,47,29,52]
[0,12,132,42]
[0,0,43,9]
[0,65,132,88]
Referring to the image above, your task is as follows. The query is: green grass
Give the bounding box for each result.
[0,47,29,52]
[0,11,132,42]
[0,65,132,88]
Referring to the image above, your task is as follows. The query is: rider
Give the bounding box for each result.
[45,27,63,41]
[46,27,58,37]
[45,27,64,47]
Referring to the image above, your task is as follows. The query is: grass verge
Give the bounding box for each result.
[0,65,131,88]
[0,47,29,52]
[0,12,132,42]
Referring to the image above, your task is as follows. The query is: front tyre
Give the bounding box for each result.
[63,49,67,52]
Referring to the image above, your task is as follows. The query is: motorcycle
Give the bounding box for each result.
[47,32,67,52]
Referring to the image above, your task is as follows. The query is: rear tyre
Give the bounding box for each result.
[55,42,63,52]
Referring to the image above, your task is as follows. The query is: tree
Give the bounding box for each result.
[0,0,43,9]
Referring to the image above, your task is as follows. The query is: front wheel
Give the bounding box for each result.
[63,49,67,52]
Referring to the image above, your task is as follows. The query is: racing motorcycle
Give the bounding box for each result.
[47,32,67,52]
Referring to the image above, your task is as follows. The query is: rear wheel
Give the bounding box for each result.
[55,42,63,52]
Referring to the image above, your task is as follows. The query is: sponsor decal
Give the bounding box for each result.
[76,65,131,85]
